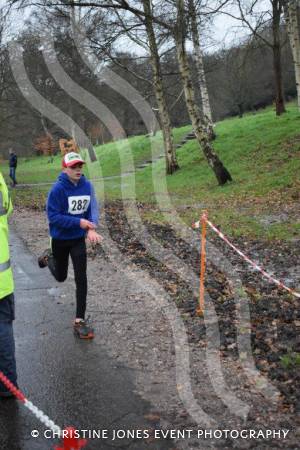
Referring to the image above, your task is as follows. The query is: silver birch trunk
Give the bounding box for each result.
[174,0,232,185]
[188,0,215,140]
[142,0,179,175]
[285,0,300,111]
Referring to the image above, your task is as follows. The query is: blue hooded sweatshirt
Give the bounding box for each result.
[47,172,99,240]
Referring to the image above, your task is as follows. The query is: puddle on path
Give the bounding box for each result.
[47,287,62,298]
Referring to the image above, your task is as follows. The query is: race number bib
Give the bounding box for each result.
[68,195,90,215]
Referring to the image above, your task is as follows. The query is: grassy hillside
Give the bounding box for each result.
[1,102,299,240]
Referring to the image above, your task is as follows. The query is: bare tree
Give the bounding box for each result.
[141,0,179,174]
[188,0,215,139]
[78,4,180,174]
[284,0,300,111]
[174,0,232,184]
[272,0,286,114]
[231,0,286,115]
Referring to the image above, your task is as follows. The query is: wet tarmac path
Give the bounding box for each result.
[0,230,173,450]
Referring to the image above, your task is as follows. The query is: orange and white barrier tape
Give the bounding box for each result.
[196,211,208,316]
[193,215,300,299]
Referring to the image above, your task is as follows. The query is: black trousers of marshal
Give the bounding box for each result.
[48,237,87,319]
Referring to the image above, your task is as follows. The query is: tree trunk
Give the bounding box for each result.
[188,0,215,140]
[272,0,286,115]
[142,0,179,175]
[40,115,54,162]
[174,0,232,185]
[285,0,300,111]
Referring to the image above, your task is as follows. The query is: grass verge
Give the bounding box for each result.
[1,103,299,241]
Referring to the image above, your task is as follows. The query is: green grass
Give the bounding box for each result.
[89,125,192,178]
[280,352,300,369]
[1,102,300,240]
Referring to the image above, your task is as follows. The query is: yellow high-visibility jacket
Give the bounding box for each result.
[0,171,14,299]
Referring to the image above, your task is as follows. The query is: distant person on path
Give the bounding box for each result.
[0,170,18,397]
[38,152,102,339]
[8,149,17,187]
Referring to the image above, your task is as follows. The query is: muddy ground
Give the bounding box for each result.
[10,201,300,449]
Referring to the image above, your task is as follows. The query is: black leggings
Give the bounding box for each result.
[48,237,87,319]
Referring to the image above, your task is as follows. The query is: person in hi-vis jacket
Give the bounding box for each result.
[0,170,17,397]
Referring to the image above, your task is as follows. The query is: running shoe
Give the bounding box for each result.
[73,319,94,339]
[38,248,52,268]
